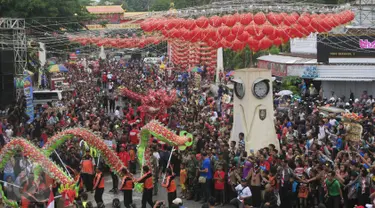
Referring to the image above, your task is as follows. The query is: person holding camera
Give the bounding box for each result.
[162,168,177,208]
[230,178,252,208]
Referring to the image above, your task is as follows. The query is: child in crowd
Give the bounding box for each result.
[180,163,187,198]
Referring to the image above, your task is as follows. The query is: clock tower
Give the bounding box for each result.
[231,68,278,151]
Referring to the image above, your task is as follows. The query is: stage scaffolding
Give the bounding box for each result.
[0,18,27,76]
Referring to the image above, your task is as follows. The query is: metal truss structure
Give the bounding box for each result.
[0,18,27,75]
[353,0,375,27]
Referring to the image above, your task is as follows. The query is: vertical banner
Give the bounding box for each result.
[23,76,34,123]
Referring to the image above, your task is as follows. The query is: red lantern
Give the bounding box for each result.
[196,16,209,28]
[240,13,253,25]
[273,38,282,46]
[223,15,236,27]
[284,14,298,26]
[262,23,275,36]
[267,12,283,26]
[254,12,266,25]
[253,32,265,41]
[233,13,241,23]
[221,39,232,48]
[184,19,196,30]
[156,19,165,30]
[231,40,245,51]
[247,37,258,50]
[298,15,311,27]
[237,31,250,42]
[218,26,231,37]
[209,16,223,27]
[245,22,261,36]
[310,17,320,31]
[225,34,236,42]
[166,19,177,30]
[231,24,244,36]
[259,37,273,50]
[141,21,151,32]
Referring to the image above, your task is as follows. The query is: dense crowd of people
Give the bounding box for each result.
[0,57,375,208]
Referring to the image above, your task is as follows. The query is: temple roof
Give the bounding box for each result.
[86,5,124,14]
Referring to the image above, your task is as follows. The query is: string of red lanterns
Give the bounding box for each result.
[141,10,355,51]
[171,40,217,72]
[68,36,163,49]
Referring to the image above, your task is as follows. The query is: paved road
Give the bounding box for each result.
[85,173,233,208]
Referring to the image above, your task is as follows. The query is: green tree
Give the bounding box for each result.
[151,0,170,11]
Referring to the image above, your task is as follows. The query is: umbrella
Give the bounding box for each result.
[188,66,202,73]
[226,71,235,77]
[48,64,68,73]
[24,70,34,75]
[47,60,56,65]
[276,90,293,96]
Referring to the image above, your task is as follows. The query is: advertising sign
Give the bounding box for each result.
[317,34,375,62]
[23,76,34,123]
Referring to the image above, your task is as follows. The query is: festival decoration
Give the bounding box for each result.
[68,36,162,49]
[42,128,126,176]
[342,113,364,142]
[0,139,77,207]
[135,120,193,192]
[141,10,355,52]
[118,87,177,118]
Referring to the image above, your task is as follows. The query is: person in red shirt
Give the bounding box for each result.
[118,145,130,167]
[259,154,270,171]
[41,130,48,144]
[129,125,140,145]
[102,72,108,88]
[214,165,225,206]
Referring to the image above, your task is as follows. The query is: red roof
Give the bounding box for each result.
[86,6,124,14]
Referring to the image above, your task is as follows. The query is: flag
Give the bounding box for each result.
[47,189,54,208]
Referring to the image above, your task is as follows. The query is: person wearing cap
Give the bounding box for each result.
[230,178,252,208]
[172,198,184,208]
[80,149,95,193]
[93,167,105,206]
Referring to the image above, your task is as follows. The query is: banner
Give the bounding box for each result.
[317,34,375,62]
[23,76,34,123]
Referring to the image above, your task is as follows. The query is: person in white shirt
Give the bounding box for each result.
[114,106,121,119]
[5,126,13,139]
[230,179,252,208]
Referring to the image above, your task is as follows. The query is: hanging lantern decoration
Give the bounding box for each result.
[223,14,237,27]
[209,16,223,27]
[240,13,253,25]
[231,24,244,36]
[196,16,209,28]
[254,12,267,25]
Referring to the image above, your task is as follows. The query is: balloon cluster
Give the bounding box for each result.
[68,36,163,49]
[119,87,177,118]
[141,10,355,51]
[171,40,217,72]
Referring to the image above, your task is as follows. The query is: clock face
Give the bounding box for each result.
[234,82,245,99]
[253,80,270,99]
